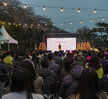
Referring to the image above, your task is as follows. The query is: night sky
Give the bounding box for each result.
[19,0,108,33]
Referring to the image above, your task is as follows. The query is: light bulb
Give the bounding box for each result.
[90,19,93,23]
[102,17,104,21]
[24,4,27,9]
[94,9,96,14]
[60,8,64,12]
[3,2,7,7]
[43,6,46,10]
[80,21,83,24]
[77,8,80,13]
[70,22,72,25]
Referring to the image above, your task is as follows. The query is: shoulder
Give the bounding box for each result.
[32,94,44,99]
[97,91,108,99]
[67,94,80,99]
[34,76,43,84]
[1,93,15,99]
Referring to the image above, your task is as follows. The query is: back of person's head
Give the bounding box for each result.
[48,53,54,61]
[78,68,99,99]
[54,51,58,56]
[19,60,36,79]
[89,55,100,70]
[10,68,34,94]
[41,59,49,68]
[98,52,104,59]
[64,58,73,72]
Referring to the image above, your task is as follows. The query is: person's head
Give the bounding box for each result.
[88,55,100,70]
[10,68,34,99]
[64,58,73,72]
[19,60,37,79]
[48,53,54,61]
[54,51,58,56]
[78,68,99,99]
[41,59,49,68]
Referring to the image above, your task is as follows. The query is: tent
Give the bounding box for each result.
[0,26,18,50]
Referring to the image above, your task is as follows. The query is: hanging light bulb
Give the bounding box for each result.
[24,4,27,9]
[53,24,55,26]
[45,24,47,26]
[90,19,93,23]
[60,8,64,12]
[80,20,83,24]
[70,22,72,25]
[8,22,11,25]
[43,6,46,11]
[77,8,80,13]
[94,9,96,14]
[38,24,40,27]
[31,24,33,27]
[19,23,21,26]
[102,17,104,21]
[3,2,8,7]
[61,23,64,25]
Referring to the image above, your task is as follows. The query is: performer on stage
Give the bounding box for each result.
[58,44,61,51]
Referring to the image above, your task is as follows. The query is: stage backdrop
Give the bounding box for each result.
[47,38,76,52]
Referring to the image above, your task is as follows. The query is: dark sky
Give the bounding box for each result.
[19,0,108,33]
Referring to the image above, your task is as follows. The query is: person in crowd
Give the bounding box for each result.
[3,51,15,69]
[48,53,61,80]
[100,59,108,93]
[54,51,63,69]
[74,51,86,67]
[88,55,103,79]
[70,68,108,99]
[98,52,106,68]
[37,59,56,94]
[60,63,84,98]
[19,60,43,94]
[1,67,44,99]
[0,56,9,94]
[61,58,73,79]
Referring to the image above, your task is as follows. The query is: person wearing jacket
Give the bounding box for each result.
[88,55,103,79]
[69,68,108,99]
[19,60,43,94]
[37,59,57,94]
[60,64,84,98]
[1,68,44,99]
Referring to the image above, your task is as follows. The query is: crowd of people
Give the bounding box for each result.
[0,48,108,99]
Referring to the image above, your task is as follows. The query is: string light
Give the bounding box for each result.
[61,23,64,25]
[70,22,72,25]
[53,24,55,26]
[102,17,104,21]
[77,8,80,13]
[43,6,46,11]
[94,9,96,14]
[31,24,33,27]
[24,4,27,9]
[80,20,83,24]
[19,23,21,26]
[45,24,47,26]
[90,19,93,23]
[60,8,64,12]
[38,24,40,26]
[8,22,11,25]
[3,2,8,7]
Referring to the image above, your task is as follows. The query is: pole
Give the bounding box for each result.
[8,43,10,51]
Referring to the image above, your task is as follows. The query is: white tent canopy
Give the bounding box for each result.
[0,25,18,44]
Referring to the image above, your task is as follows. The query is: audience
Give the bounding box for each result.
[70,68,108,99]
[1,68,44,99]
